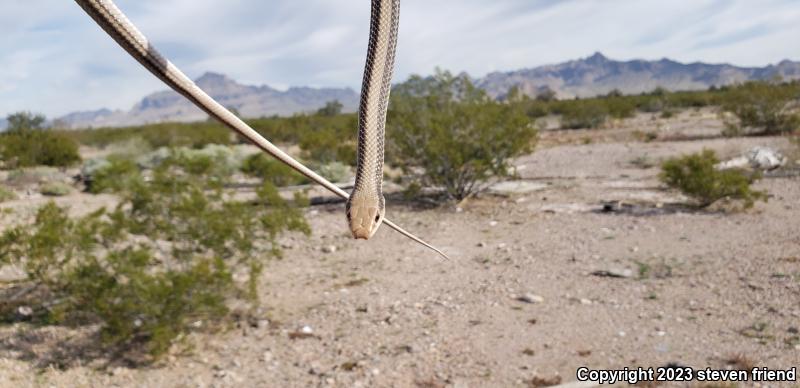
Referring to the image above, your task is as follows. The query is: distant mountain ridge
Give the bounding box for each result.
[55,53,800,129]
[57,72,360,129]
[477,52,800,99]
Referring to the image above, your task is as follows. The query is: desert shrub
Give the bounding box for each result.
[317,100,343,116]
[605,97,636,119]
[5,167,64,187]
[557,99,609,129]
[640,98,668,113]
[0,186,17,202]
[659,149,766,208]
[64,121,232,149]
[241,153,309,186]
[720,81,800,135]
[1,112,81,168]
[312,161,353,183]
[85,157,141,194]
[388,71,538,200]
[39,181,72,196]
[297,115,358,166]
[0,156,308,359]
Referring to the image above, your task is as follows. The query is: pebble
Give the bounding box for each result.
[579,298,592,305]
[16,306,33,317]
[477,242,487,247]
[321,245,337,253]
[516,293,544,304]
[301,325,313,334]
[489,220,498,227]
[591,268,634,278]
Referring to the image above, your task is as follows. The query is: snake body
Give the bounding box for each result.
[74,0,448,259]
[347,0,399,239]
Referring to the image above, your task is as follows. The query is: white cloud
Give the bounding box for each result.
[1,0,798,118]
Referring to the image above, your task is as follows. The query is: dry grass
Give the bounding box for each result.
[722,353,756,371]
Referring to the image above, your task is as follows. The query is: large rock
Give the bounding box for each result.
[717,147,786,171]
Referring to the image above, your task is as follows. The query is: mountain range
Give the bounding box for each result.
[54,53,800,129]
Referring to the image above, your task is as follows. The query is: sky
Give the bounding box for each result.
[1,0,799,119]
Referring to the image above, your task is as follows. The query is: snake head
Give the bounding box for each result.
[346,192,385,240]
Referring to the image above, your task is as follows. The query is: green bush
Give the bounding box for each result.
[241,153,309,186]
[85,157,141,194]
[659,149,766,208]
[39,181,72,196]
[1,112,81,168]
[388,71,538,200]
[720,81,800,135]
[0,155,308,359]
[297,115,358,166]
[312,161,353,183]
[64,121,232,150]
[0,186,17,202]
[557,99,609,129]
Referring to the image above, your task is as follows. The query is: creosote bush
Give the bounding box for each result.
[659,149,766,209]
[241,153,309,186]
[85,157,140,194]
[388,70,538,200]
[720,81,800,135]
[1,112,81,168]
[0,154,308,359]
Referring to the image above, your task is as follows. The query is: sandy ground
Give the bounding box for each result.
[0,109,799,387]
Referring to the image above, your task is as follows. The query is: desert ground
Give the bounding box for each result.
[1,109,799,387]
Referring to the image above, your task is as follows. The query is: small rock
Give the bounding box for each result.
[579,298,592,305]
[618,331,627,337]
[591,269,633,279]
[16,306,33,317]
[321,245,337,253]
[489,220,498,227]
[261,352,273,362]
[301,325,313,334]
[516,293,544,304]
[477,242,487,248]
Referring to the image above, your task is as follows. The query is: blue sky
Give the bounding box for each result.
[1,0,799,119]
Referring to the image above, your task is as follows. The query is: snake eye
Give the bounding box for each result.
[374,215,380,223]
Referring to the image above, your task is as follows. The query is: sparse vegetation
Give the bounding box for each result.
[0,154,308,360]
[556,99,609,129]
[0,186,17,202]
[659,149,767,208]
[720,81,800,135]
[39,181,72,196]
[241,153,309,186]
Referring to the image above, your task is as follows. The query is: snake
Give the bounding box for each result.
[74,0,449,260]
